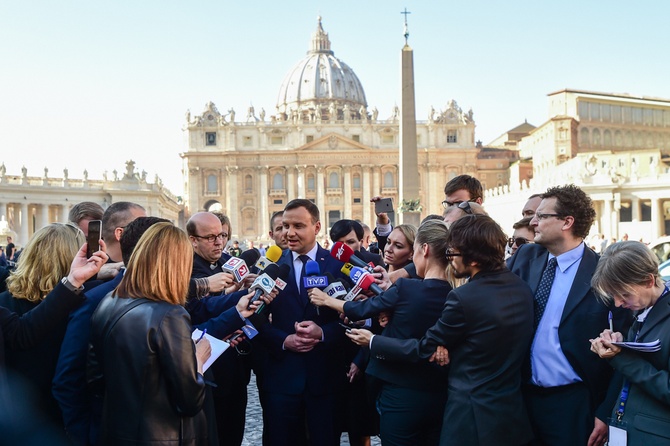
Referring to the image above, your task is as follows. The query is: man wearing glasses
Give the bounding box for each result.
[507,185,632,446]
[441,174,484,209]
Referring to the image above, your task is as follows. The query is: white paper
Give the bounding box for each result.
[608,425,627,446]
[191,329,229,372]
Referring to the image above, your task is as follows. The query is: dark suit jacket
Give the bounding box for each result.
[255,244,348,396]
[608,293,670,445]
[507,243,632,420]
[343,278,450,391]
[371,268,534,446]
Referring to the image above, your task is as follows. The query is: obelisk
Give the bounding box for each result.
[399,8,420,226]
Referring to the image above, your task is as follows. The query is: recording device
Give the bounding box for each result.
[256,264,290,314]
[338,322,353,332]
[374,197,394,215]
[255,245,283,270]
[86,220,102,258]
[222,248,260,282]
[248,263,280,310]
[330,242,375,273]
[322,272,348,300]
[303,260,329,315]
[344,266,383,296]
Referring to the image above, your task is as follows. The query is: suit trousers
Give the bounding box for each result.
[523,382,593,446]
[377,383,447,446]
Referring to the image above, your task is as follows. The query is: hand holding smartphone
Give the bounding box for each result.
[86,220,102,258]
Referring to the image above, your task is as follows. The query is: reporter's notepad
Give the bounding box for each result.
[192,329,229,372]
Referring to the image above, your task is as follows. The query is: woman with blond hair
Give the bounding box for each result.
[591,241,670,445]
[383,224,416,272]
[88,223,212,446]
[0,222,95,424]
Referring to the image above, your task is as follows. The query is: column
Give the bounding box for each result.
[287,166,296,200]
[343,166,352,219]
[226,167,239,238]
[19,202,29,247]
[259,167,269,238]
[297,166,305,198]
[36,204,48,231]
[602,199,613,240]
[0,201,4,222]
[631,196,640,222]
[372,167,381,198]
[316,167,325,213]
[362,165,372,225]
[60,203,70,223]
[651,198,662,241]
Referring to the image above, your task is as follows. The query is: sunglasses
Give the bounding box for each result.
[507,237,530,248]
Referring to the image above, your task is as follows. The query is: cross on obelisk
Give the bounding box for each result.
[401,8,411,45]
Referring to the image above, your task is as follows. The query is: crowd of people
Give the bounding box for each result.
[0,174,667,446]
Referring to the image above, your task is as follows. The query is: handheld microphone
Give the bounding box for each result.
[274,263,291,291]
[330,242,374,273]
[248,263,280,310]
[303,260,329,315]
[255,245,283,270]
[345,266,383,296]
[222,257,250,282]
[255,263,290,314]
[323,272,348,300]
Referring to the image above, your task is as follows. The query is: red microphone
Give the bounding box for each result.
[330,242,374,273]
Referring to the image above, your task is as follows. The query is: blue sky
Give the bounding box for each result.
[1,1,668,194]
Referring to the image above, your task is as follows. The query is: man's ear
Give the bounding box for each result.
[561,216,575,232]
[114,227,124,242]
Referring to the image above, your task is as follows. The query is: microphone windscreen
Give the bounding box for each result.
[264,263,281,280]
[266,245,283,262]
[241,248,261,266]
[278,263,291,280]
[305,259,320,276]
[330,242,354,263]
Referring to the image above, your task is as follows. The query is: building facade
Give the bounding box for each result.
[181,18,499,240]
[485,89,670,243]
[0,160,182,249]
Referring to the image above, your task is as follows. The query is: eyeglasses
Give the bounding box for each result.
[445,248,462,258]
[441,198,477,210]
[534,212,565,221]
[193,233,228,243]
[508,237,530,248]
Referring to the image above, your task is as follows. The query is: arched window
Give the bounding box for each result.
[353,174,361,190]
[384,171,394,188]
[329,172,339,188]
[307,174,315,191]
[580,128,590,146]
[603,130,612,147]
[206,174,217,194]
[245,174,253,193]
[273,172,284,190]
[592,129,601,147]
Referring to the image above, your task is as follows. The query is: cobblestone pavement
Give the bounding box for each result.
[242,373,381,445]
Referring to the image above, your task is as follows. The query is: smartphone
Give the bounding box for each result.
[86,220,102,258]
[374,198,394,215]
[338,322,353,332]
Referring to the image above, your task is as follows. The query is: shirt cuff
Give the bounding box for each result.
[376,224,392,236]
[369,334,375,349]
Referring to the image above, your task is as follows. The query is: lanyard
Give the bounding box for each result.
[615,283,669,422]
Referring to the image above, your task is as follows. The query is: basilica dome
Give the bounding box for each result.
[276,17,367,120]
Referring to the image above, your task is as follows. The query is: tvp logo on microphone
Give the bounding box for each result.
[303,276,328,288]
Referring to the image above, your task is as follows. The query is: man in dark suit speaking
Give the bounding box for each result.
[507,184,630,446]
[253,199,347,446]
[348,215,535,446]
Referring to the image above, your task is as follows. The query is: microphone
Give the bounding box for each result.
[323,272,348,300]
[248,263,280,310]
[330,242,374,273]
[274,263,291,291]
[344,266,383,296]
[222,255,251,283]
[303,260,329,315]
[256,263,291,314]
[255,245,283,270]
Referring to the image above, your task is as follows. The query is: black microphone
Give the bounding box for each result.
[248,263,280,310]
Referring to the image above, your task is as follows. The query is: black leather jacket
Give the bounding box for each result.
[88,294,207,445]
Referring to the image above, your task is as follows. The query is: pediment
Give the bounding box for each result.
[296,133,369,151]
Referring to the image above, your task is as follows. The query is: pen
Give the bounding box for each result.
[196,329,207,344]
[608,311,613,332]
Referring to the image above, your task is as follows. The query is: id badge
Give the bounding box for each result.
[607,417,627,446]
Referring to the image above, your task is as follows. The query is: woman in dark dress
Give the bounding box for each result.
[311,220,452,445]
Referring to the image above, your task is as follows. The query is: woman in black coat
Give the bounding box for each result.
[311,220,452,446]
[88,223,211,446]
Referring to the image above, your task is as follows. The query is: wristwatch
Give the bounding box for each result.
[61,277,85,295]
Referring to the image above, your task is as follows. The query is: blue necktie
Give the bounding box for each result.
[534,257,557,330]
